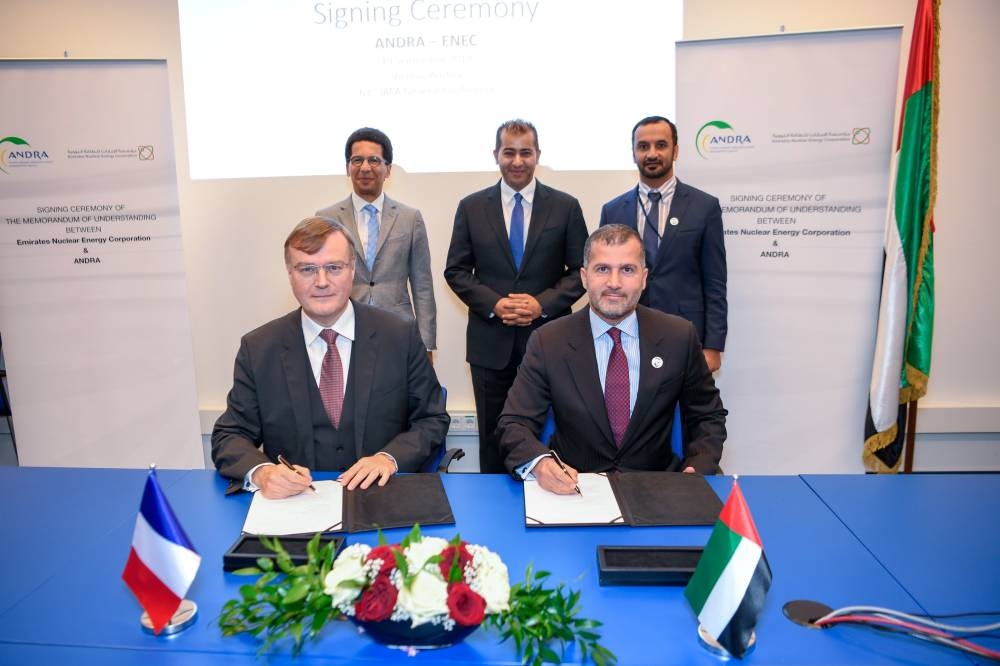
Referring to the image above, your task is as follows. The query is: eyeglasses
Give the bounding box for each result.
[293,263,349,279]
[348,155,386,168]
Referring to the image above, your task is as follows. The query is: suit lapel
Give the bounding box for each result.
[351,305,377,460]
[520,181,550,269]
[331,198,368,277]
[563,310,615,448]
[622,187,640,231]
[663,180,692,245]
[620,307,664,450]
[485,182,518,272]
[374,196,400,259]
[279,310,319,469]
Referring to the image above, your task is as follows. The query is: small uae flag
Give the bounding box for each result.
[684,477,772,658]
[121,467,201,633]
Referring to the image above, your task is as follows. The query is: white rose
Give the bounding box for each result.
[467,546,511,613]
[324,543,371,608]
[396,568,449,627]
[404,536,450,573]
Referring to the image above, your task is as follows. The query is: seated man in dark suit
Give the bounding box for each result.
[497,225,727,495]
[212,217,449,498]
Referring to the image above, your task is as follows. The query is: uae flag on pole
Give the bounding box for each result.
[684,478,772,659]
[121,467,201,633]
[864,0,938,472]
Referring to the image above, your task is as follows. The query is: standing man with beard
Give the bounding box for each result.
[445,119,588,473]
[599,116,727,373]
[496,225,726,494]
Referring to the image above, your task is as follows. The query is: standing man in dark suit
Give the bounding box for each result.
[445,119,588,473]
[212,217,449,498]
[497,225,726,494]
[317,127,437,353]
[599,116,727,372]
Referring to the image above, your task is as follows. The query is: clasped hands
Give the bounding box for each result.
[494,293,542,326]
[252,454,396,499]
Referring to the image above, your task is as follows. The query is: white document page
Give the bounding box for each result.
[524,473,624,526]
[242,480,344,535]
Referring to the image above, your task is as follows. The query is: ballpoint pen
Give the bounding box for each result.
[549,450,582,496]
[277,454,317,492]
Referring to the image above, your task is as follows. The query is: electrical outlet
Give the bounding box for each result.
[448,410,478,434]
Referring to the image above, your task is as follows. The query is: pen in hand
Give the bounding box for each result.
[276,454,316,492]
[549,450,582,496]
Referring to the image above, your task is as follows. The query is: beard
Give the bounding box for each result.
[640,160,671,181]
[591,290,640,323]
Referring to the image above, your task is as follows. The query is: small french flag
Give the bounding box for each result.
[121,467,201,633]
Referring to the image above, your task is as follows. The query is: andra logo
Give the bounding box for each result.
[1,135,52,174]
[694,120,753,159]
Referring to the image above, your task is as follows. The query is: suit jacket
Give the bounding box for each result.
[497,306,726,475]
[317,195,436,349]
[444,180,588,369]
[599,179,728,351]
[211,302,449,481]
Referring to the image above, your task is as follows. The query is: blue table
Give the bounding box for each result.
[0,470,983,664]
[803,473,1000,656]
[0,467,191,615]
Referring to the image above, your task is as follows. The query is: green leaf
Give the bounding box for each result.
[231,566,262,576]
[539,645,561,663]
[283,583,309,606]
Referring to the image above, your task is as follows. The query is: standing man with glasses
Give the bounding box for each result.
[212,217,448,498]
[600,116,727,373]
[444,119,588,473]
[317,127,437,356]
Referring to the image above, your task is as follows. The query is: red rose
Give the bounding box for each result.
[354,574,398,622]
[438,543,473,582]
[366,544,403,576]
[447,582,486,626]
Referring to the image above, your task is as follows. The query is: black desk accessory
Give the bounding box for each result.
[597,545,703,586]
[223,534,345,571]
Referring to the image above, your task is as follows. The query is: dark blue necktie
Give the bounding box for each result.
[643,190,662,266]
[510,192,524,270]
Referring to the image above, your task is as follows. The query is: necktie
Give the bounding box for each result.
[510,192,524,270]
[363,204,378,272]
[318,329,344,428]
[605,327,630,448]
[643,190,662,266]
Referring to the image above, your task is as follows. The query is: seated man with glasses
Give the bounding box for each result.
[212,217,449,498]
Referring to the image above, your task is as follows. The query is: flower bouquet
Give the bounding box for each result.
[325,529,510,648]
[219,526,616,665]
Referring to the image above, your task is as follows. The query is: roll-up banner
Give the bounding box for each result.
[677,28,901,473]
[0,59,203,469]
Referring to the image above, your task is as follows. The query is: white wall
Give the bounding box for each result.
[2,0,997,470]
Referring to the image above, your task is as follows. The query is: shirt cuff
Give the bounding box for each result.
[375,451,398,473]
[515,453,550,480]
[243,462,274,492]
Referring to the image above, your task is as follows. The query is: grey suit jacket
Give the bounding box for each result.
[211,302,449,482]
[317,195,436,349]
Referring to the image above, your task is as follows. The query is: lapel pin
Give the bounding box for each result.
[669,217,680,226]
[651,356,663,368]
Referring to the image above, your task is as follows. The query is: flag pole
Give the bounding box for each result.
[903,399,918,472]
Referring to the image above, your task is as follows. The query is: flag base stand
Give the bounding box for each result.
[140,599,198,636]
[697,624,756,659]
